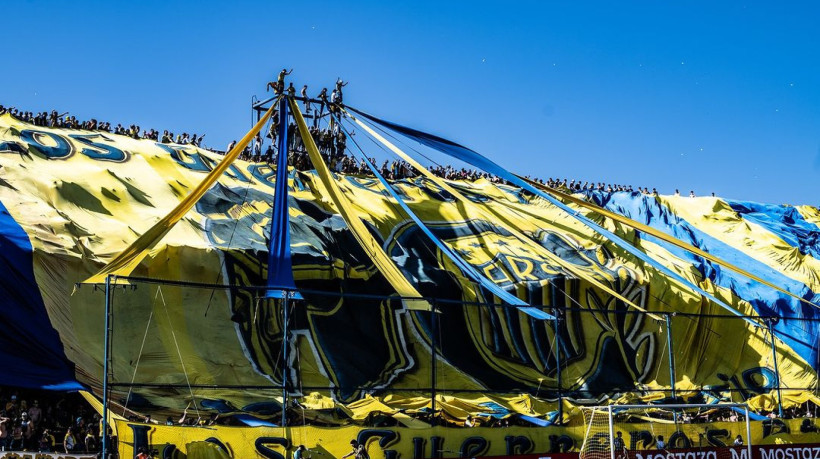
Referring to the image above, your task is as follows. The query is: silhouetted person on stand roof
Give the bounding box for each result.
[335,78,348,95]
[301,85,311,112]
[276,68,293,94]
[330,89,340,115]
[252,135,262,162]
[287,82,296,97]
[316,88,328,126]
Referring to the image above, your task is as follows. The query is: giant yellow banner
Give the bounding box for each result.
[0,113,817,428]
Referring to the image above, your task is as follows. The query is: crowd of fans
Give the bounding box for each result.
[234,120,493,182]
[0,104,206,148]
[0,379,819,456]
[531,177,713,198]
[0,386,103,454]
[1,102,715,199]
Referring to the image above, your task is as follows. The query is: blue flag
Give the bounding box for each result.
[266,98,301,299]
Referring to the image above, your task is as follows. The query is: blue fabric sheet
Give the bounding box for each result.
[727,200,820,259]
[732,406,767,421]
[347,106,748,325]
[233,414,279,427]
[518,414,554,426]
[0,199,84,390]
[266,98,301,299]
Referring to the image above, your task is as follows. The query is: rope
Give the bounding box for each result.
[253,296,261,324]
[122,286,158,415]
[157,285,201,419]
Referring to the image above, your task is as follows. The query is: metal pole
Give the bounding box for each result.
[744,406,753,458]
[554,307,563,424]
[665,313,676,399]
[607,405,615,459]
[101,275,113,459]
[430,301,437,426]
[281,291,290,427]
[767,319,784,417]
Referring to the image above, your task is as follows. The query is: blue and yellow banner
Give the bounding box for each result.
[0,112,817,422]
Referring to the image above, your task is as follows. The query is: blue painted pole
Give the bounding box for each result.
[281,290,290,427]
[431,301,438,426]
[554,307,563,423]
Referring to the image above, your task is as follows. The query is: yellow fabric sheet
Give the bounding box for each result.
[84,101,278,284]
[661,196,820,295]
[80,390,124,436]
[0,112,818,425]
[186,441,232,459]
[745,390,820,412]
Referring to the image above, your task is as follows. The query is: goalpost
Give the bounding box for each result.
[579,404,753,459]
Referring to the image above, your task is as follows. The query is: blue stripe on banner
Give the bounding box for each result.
[347,106,751,326]
[726,200,820,259]
[347,127,553,320]
[587,191,820,367]
[0,199,84,390]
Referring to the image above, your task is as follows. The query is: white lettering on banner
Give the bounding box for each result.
[762,447,816,459]
[760,447,820,459]
[634,451,719,459]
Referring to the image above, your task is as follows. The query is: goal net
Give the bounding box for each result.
[579,404,753,459]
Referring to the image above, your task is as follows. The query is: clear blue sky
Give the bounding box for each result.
[2,1,818,205]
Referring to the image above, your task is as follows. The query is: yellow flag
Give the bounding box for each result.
[290,99,428,310]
